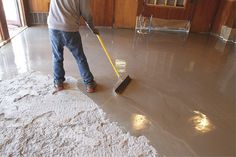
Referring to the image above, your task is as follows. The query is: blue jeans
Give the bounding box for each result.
[49,29,94,85]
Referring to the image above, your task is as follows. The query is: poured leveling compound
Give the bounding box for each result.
[0,72,157,156]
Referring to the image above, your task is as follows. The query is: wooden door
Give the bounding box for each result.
[91,0,114,26]
[190,0,220,32]
[114,0,139,28]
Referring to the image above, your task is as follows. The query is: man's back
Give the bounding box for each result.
[48,0,93,32]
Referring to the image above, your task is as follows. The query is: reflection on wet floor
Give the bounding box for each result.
[132,114,151,131]
[115,59,127,73]
[190,111,215,134]
[0,26,235,157]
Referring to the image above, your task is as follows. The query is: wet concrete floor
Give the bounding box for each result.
[0,26,235,157]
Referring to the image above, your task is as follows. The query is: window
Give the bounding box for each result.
[147,0,185,7]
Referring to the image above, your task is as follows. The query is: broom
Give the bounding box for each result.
[85,21,131,94]
[96,35,132,94]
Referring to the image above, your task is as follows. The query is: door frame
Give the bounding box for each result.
[0,0,9,41]
[0,0,28,43]
[3,0,22,26]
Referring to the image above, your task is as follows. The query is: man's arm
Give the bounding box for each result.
[80,0,99,34]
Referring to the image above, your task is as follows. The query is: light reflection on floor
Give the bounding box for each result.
[189,111,215,134]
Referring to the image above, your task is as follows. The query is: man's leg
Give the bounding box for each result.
[63,32,94,85]
[49,29,65,87]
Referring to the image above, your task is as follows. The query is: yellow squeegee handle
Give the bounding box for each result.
[96,35,121,79]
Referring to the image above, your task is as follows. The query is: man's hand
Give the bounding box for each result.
[85,21,99,35]
[93,28,99,35]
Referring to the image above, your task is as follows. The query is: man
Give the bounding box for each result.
[48,0,98,93]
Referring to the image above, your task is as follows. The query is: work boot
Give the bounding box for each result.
[54,83,64,91]
[86,81,97,93]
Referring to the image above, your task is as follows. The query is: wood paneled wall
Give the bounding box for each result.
[114,0,138,28]
[27,0,236,32]
[28,0,114,26]
[212,0,236,33]
[91,0,114,26]
[29,0,50,12]
[190,0,220,32]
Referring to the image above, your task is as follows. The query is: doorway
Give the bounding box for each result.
[0,0,27,45]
